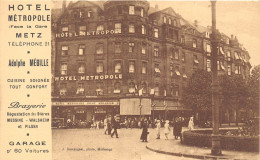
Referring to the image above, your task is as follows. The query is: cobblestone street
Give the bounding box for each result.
[52,128,193,160]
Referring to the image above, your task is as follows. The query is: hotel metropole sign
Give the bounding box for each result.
[54,74,123,81]
[55,30,118,38]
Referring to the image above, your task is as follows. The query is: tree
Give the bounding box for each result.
[181,69,212,126]
[219,74,249,126]
[247,65,260,118]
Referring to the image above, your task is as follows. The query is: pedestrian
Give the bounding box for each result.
[140,119,149,142]
[164,120,170,140]
[96,120,100,129]
[107,116,112,135]
[173,117,178,139]
[156,120,161,139]
[111,116,119,138]
[125,118,129,129]
[188,117,194,130]
[178,117,183,142]
[104,117,108,134]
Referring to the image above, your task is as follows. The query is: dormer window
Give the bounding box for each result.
[163,17,167,23]
[129,5,135,15]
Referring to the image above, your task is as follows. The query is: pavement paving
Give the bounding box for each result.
[52,128,194,160]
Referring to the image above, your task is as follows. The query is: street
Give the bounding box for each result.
[52,128,194,160]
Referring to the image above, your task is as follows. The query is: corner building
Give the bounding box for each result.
[51,1,251,125]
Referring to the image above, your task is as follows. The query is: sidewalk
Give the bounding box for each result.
[146,138,259,160]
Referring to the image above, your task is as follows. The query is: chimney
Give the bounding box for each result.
[155,4,159,10]
[194,20,198,27]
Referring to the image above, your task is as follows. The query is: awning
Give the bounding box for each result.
[120,98,151,115]
[220,47,225,55]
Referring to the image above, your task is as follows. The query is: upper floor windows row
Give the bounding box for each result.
[129,5,144,17]
[70,10,93,19]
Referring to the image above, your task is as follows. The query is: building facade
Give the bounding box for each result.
[51,1,251,125]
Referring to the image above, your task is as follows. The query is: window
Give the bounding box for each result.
[79,10,85,18]
[60,63,67,75]
[141,25,146,34]
[219,46,225,55]
[217,61,220,70]
[182,52,185,62]
[96,43,104,54]
[227,64,232,75]
[192,39,197,48]
[129,24,135,33]
[206,44,211,53]
[79,26,86,36]
[114,61,121,73]
[163,17,167,23]
[154,47,159,57]
[154,28,159,38]
[181,35,185,44]
[140,8,144,17]
[142,62,147,74]
[175,66,180,76]
[141,83,147,94]
[87,11,92,17]
[154,84,159,96]
[96,62,103,73]
[61,46,68,56]
[235,65,241,74]
[182,67,187,78]
[193,55,199,64]
[234,52,239,60]
[142,44,146,54]
[115,43,121,54]
[154,64,160,73]
[173,19,177,26]
[76,83,85,95]
[118,6,122,15]
[129,82,135,93]
[169,19,172,25]
[129,5,135,15]
[129,61,135,73]
[129,42,134,52]
[78,63,85,74]
[60,83,67,95]
[62,26,68,33]
[115,23,122,33]
[174,49,179,60]
[227,51,231,61]
[174,86,179,96]
[96,82,103,95]
[220,61,225,70]
[78,45,85,55]
[206,59,211,72]
[114,82,121,93]
[96,25,104,31]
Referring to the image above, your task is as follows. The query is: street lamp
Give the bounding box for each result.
[211,1,222,155]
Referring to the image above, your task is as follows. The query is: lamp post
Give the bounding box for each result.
[211,1,222,155]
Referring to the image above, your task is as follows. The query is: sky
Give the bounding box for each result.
[52,0,260,67]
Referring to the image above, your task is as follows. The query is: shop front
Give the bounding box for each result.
[52,100,120,128]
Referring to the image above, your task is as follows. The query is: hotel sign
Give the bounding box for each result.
[52,101,119,106]
[54,74,122,81]
[55,30,118,38]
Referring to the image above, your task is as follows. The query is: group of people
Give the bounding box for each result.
[104,116,120,138]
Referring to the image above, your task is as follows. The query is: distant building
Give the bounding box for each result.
[51,1,251,125]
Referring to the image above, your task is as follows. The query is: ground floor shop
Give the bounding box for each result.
[51,97,192,128]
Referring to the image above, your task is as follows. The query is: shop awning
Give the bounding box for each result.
[120,98,151,115]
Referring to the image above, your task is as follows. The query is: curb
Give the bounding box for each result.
[146,144,248,160]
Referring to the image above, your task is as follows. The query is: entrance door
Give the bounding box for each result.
[75,113,86,122]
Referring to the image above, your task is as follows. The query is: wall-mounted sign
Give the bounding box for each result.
[52,101,120,106]
[54,74,122,81]
[55,30,117,38]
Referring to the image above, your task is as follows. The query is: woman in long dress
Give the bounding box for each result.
[164,120,170,140]
[140,120,148,142]
[188,117,194,130]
